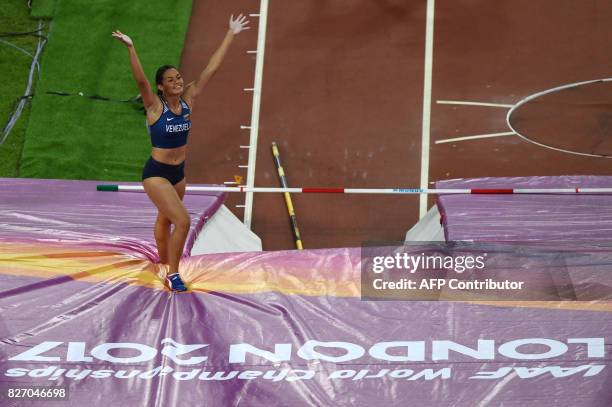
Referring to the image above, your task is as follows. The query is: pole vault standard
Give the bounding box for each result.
[96,185,612,195]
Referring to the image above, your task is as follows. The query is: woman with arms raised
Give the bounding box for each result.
[112,15,249,291]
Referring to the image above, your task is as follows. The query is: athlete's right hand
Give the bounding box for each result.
[111,30,133,47]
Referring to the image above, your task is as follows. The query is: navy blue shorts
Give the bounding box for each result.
[142,157,185,185]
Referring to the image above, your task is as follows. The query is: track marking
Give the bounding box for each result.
[435,131,516,144]
[437,100,514,108]
[419,0,435,218]
[506,77,612,159]
[436,79,612,158]
[243,0,270,228]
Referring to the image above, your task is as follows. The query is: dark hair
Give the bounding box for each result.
[155,65,177,97]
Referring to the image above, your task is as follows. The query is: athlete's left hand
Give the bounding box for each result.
[229,14,250,34]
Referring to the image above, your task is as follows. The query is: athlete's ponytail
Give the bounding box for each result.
[155,65,177,97]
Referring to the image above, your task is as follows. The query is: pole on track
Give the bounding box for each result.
[271,142,303,250]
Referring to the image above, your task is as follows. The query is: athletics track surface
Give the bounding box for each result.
[181,0,612,250]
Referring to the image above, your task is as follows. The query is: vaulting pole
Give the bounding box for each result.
[271,142,303,250]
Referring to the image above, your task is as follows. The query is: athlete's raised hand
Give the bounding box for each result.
[229,14,250,34]
[113,29,157,111]
[111,30,133,47]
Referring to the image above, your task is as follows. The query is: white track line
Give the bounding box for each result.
[506,77,612,159]
[243,0,270,228]
[419,0,435,218]
[437,100,514,108]
[435,131,516,144]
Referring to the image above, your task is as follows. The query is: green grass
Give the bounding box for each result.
[31,0,59,19]
[20,0,193,181]
[0,1,41,177]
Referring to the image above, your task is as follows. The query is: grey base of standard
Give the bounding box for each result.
[404,206,444,242]
[191,205,262,255]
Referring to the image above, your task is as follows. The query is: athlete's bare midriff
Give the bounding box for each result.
[151,145,187,165]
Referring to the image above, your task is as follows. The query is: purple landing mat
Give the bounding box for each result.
[0,178,226,260]
[435,176,612,242]
[1,246,611,407]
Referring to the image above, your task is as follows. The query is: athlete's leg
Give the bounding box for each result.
[143,177,190,276]
[173,178,187,200]
[154,214,171,264]
[155,178,186,264]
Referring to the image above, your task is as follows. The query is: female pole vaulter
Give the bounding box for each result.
[112,14,250,291]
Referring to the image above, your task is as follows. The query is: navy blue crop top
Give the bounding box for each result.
[148,97,191,148]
